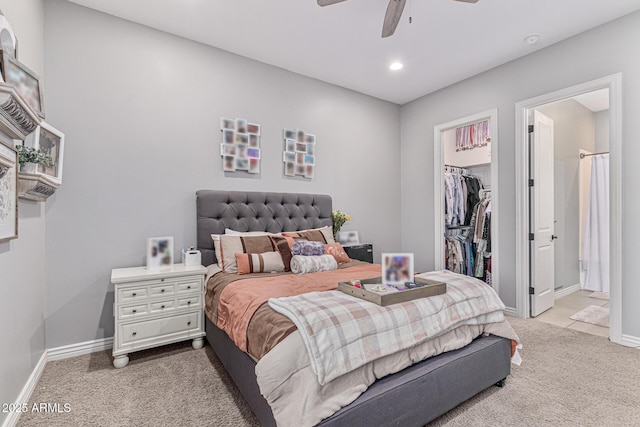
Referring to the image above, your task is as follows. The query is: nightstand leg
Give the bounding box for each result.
[192,337,204,349]
[113,354,129,369]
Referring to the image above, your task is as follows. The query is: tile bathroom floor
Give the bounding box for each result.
[533,289,609,338]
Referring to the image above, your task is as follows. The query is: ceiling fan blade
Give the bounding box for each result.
[453,0,480,3]
[382,0,406,38]
[317,0,348,6]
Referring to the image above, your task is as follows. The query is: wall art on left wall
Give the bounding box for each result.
[0,140,18,242]
[220,117,261,174]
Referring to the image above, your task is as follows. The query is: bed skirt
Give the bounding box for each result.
[205,316,511,427]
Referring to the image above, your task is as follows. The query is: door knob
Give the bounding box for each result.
[551,235,558,240]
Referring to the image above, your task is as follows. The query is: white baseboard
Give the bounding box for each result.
[554,283,581,300]
[621,334,640,349]
[2,337,114,427]
[504,307,518,317]
[47,337,113,362]
[2,351,47,427]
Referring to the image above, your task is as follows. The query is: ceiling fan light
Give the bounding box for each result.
[525,34,540,45]
[390,62,404,71]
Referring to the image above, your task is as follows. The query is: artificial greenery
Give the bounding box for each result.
[332,210,351,240]
[16,145,53,167]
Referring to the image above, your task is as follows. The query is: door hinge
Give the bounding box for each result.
[529,233,534,241]
[529,179,534,187]
[529,287,535,295]
[528,125,534,133]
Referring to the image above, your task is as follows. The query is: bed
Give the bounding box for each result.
[196,190,516,427]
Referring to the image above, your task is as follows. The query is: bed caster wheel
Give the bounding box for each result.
[495,378,506,388]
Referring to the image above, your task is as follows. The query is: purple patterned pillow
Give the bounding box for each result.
[292,240,325,256]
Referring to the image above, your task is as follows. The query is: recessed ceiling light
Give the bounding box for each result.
[525,34,539,45]
[389,62,404,71]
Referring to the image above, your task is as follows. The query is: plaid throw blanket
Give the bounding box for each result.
[268,270,506,385]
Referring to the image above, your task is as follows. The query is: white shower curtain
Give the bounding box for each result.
[582,154,609,292]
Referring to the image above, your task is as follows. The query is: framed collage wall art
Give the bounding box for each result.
[0,140,18,242]
[282,128,315,179]
[220,117,261,174]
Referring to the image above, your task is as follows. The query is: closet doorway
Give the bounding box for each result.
[515,74,622,344]
[434,109,500,296]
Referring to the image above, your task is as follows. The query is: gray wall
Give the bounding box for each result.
[537,100,595,290]
[401,9,640,338]
[0,0,46,423]
[43,0,401,348]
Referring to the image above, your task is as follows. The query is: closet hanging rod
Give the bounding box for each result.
[579,151,609,159]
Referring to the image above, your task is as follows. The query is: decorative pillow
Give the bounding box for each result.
[235,251,285,275]
[325,243,351,264]
[290,255,338,274]
[292,240,325,256]
[224,229,279,236]
[217,235,277,273]
[270,236,296,272]
[282,225,335,244]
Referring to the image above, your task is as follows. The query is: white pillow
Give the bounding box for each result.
[224,228,279,236]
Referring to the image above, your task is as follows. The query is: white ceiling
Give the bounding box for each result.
[67,0,640,105]
[573,89,610,112]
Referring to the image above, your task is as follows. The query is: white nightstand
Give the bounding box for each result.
[110,264,207,368]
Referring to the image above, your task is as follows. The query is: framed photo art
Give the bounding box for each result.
[0,51,45,118]
[0,141,18,242]
[220,117,261,174]
[147,236,174,268]
[24,122,64,185]
[282,128,315,179]
[381,253,414,286]
[338,231,360,245]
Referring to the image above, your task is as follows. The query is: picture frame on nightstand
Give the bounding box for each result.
[338,230,360,245]
[147,236,174,268]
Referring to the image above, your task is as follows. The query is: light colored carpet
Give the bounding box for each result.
[17,318,640,427]
[570,305,609,327]
[589,291,610,300]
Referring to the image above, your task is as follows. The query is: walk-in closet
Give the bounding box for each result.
[443,119,493,285]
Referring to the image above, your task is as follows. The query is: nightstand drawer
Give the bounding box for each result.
[176,280,201,294]
[149,283,175,297]
[120,312,200,345]
[119,287,148,301]
[177,295,201,308]
[119,304,148,319]
[150,299,175,313]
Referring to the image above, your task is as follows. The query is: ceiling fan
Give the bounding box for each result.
[317,0,480,38]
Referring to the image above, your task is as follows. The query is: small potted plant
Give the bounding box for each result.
[16,145,53,174]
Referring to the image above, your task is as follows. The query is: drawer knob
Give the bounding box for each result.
[132,332,137,336]
[161,289,165,293]
[132,292,137,296]
[161,305,165,309]
[187,286,191,289]
[132,309,137,313]
[187,301,191,305]
[187,321,191,326]
[161,278,165,282]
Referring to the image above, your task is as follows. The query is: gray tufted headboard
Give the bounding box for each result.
[196,190,333,266]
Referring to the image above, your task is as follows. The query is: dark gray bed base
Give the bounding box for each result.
[206,317,510,427]
[197,190,511,426]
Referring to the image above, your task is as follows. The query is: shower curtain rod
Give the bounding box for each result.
[579,151,609,159]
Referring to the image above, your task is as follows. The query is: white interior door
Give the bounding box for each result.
[530,110,555,317]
